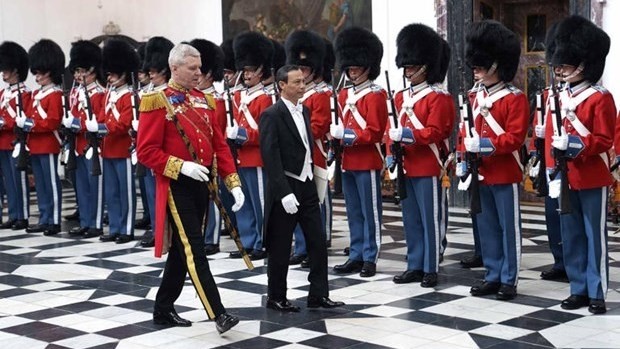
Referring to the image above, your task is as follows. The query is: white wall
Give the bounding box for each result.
[601,0,620,110]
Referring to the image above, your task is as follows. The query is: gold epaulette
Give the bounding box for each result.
[204,93,216,110]
[139,91,169,113]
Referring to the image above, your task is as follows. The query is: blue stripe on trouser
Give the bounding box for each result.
[476,183,521,286]
[144,169,156,228]
[0,150,29,220]
[76,155,104,229]
[401,176,441,273]
[293,186,332,256]
[342,169,382,263]
[30,154,62,225]
[103,158,136,235]
[545,196,563,270]
[560,187,608,300]
[236,167,264,250]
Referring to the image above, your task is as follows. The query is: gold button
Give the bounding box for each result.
[200,149,204,153]
[199,139,202,143]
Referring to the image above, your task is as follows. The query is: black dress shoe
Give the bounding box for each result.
[83,228,103,238]
[215,312,239,334]
[589,299,607,314]
[460,254,483,268]
[333,259,363,274]
[115,235,134,244]
[250,250,268,260]
[229,249,252,259]
[99,234,119,242]
[289,254,307,265]
[11,219,29,230]
[134,217,151,230]
[64,210,79,221]
[393,270,423,284]
[141,230,155,247]
[26,224,48,233]
[300,258,310,268]
[561,295,589,310]
[307,296,345,308]
[360,262,376,277]
[421,273,438,288]
[496,284,517,300]
[44,224,61,236]
[153,310,192,327]
[266,298,300,312]
[69,226,89,236]
[540,268,568,281]
[470,281,501,296]
[204,244,220,255]
[0,219,16,229]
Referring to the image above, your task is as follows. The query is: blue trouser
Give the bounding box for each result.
[75,155,104,229]
[31,154,62,226]
[204,180,237,245]
[293,185,332,256]
[236,167,264,251]
[476,183,521,286]
[0,150,29,220]
[402,176,442,273]
[560,187,608,300]
[103,158,135,236]
[545,196,563,270]
[138,174,150,221]
[342,169,382,263]
[472,213,481,256]
[144,169,156,228]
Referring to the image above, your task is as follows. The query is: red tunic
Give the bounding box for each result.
[232,85,273,167]
[301,82,332,170]
[71,83,106,156]
[0,85,32,150]
[26,86,62,154]
[102,86,133,159]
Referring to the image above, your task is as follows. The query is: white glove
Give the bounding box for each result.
[330,123,344,140]
[464,128,480,153]
[226,125,239,140]
[551,127,568,151]
[132,119,139,132]
[281,193,300,215]
[548,179,561,198]
[85,117,99,132]
[457,173,472,191]
[15,114,26,128]
[62,115,75,129]
[534,125,545,138]
[231,186,245,212]
[529,160,540,178]
[180,161,210,182]
[388,127,402,142]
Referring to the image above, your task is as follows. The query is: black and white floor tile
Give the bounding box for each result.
[1,185,620,348]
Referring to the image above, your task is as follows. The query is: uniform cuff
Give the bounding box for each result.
[566,135,585,158]
[224,173,242,191]
[164,156,184,180]
[480,138,496,157]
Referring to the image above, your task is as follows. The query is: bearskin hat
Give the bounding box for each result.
[220,39,235,72]
[190,38,225,82]
[438,38,451,83]
[322,38,335,83]
[550,15,610,83]
[271,39,286,73]
[544,21,560,64]
[335,26,383,80]
[465,20,521,82]
[68,40,101,73]
[137,43,147,72]
[285,30,325,77]
[28,39,65,85]
[143,36,173,76]
[233,31,273,77]
[396,24,444,84]
[0,41,29,82]
[102,39,140,77]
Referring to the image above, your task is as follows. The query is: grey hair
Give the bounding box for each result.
[168,43,200,66]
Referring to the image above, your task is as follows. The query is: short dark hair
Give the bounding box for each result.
[276,64,300,84]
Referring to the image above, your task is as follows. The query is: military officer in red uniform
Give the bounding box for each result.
[137,43,244,334]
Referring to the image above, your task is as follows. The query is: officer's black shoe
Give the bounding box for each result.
[153,310,192,327]
[300,258,310,268]
[26,224,48,233]
[204,244,220,255]
[360,262,376,277]
[421,273,438,288]
[0,219,16,229]
[83,228,103,238]
[540,268,568,281]
[140,231,155,247]
[215,313,239,334]
[289,254,307,265]
[392,270,423,284]
[589,299,607,314]
[64,210,79,221]
[496,284,517,300]
[560,295,589,310]
[343,247,350,255]
[134,217,151,230]
[11,219,29,230]
[333,260,363,274]
[44,224,61,236]
[229,249,251,259]
[470,281,501,296]
[307,296,345,308]
[99,234,119,242]
[266,298,300,312]
[115,235,134,244]
[69,226,89,236]
[250,250,268,260]
[460,254,483,268]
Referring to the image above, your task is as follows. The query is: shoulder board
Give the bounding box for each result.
[592,85,608,93]
[506,84,522,95]
[370,84,384,93]
[139,91,170,113]
[204,93,216,109]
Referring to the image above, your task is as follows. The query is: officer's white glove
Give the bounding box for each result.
[62,115,75,129]
[131,119,139,132]
[529,160,540,178]
[388,127,402,142]
[231,186,245,212]
[85,117,99,132]
[551,127,568,151]
[457,173,472,191]
[226,125,239,140]
[534,125,545,138]
[463,128,480,153]
[15,114,26,128]
[548,179,561,198]
[281,193,300,215]
[330,123,344,140]
[180,161,210,182]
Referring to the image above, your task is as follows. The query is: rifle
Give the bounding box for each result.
[14,85,29,171]
[458,65,481,215]
[129,72,146,177]
[83,83,102,176]
[223,78,239,165]
[549,72,571,214]
[327,69,342,167]
[532,87,548,197]
[60,76,78,171]
[384,70,407,201]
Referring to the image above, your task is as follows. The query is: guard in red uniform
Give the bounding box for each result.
[331,27,388,277]
[137,43,244,334]
[387,24,455,287]
[24,39,64,235]
[464,20,528,300]
[226,32,274,260]
[544,15,615,314]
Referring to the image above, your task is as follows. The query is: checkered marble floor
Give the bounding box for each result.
[2,186,620,349]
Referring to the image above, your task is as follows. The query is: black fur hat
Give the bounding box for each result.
[544,21,560,64]
[335,26,383,80]
[395,24,444,84]
[220,39,235,71]
[143,36,173,76]
[68,40,101,73]
[28,39,65,85]
[0,41,29,82]
[465,20,521,82]
[271,39,286,73]
[190,38,225,82]
[550,15,610,83]
[137,43,147,71]
[233,31,273,77]
[322,38,335,83]
[102,39,139,77]
[285,30,325,77]
[438,38,451,83]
